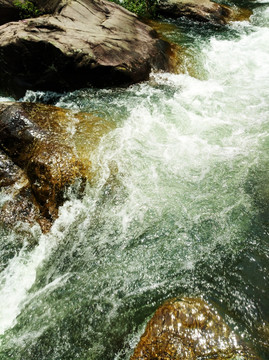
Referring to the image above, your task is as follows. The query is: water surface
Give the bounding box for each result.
[0,2,268,359]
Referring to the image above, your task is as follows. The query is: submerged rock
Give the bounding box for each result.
[131,297,258,359]
[0,0,171,98]
[0,102,112,231]
[157,0,234,25]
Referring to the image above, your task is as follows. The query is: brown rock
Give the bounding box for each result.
[0,148,25,187]
[0,102,112,228]
[0,103,85,218]
[131,297,258,359]
[0,0,171,98]
[157,0,234,25]
[0,149,51,232]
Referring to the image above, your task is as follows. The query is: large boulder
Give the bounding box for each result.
[0,102,113,230]
[157,0,234,25]
[0,0,171,98]
[131,297,258,359]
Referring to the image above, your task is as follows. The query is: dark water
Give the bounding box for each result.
[0,1,268,359]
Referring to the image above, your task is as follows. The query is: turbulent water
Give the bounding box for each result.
[0,1,269,359]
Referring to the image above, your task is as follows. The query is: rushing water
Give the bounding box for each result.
[0,1,269,359]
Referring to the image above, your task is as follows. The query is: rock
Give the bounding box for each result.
[0,149,51,232]
[0,0,20,25]
[0,0,171,98]
[0,147,25,187]
[131,297,258,359]
[157,0,234,25]
[0,102,112,228]
[0,103,85,219]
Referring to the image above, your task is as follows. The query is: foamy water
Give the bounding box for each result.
[0,3,268,359]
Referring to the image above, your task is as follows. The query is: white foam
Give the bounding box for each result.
[0,236,49,335]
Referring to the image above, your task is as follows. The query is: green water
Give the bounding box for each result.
[0,1,269,359]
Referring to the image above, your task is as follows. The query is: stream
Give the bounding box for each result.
[0,0,268,359]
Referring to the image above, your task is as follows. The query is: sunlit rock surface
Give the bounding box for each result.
[0,102,113,231]
[0,0,171,98]
[131,297,258,359]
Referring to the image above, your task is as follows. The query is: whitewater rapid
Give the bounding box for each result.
[0,3,268,359]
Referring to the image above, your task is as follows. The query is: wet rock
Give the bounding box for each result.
[131,297,258,359]
[0,0,171,98]
[0,148,25,187]
[0,0,20,25]
[0,149,51,232]
[0,182,52,233]
[157,0,234,25]
[0,103,86,219]
[0,102,112,230]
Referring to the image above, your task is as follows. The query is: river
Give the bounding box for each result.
[0,1,268,359]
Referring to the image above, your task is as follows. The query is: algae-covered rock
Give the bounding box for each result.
[131,297,258,359]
